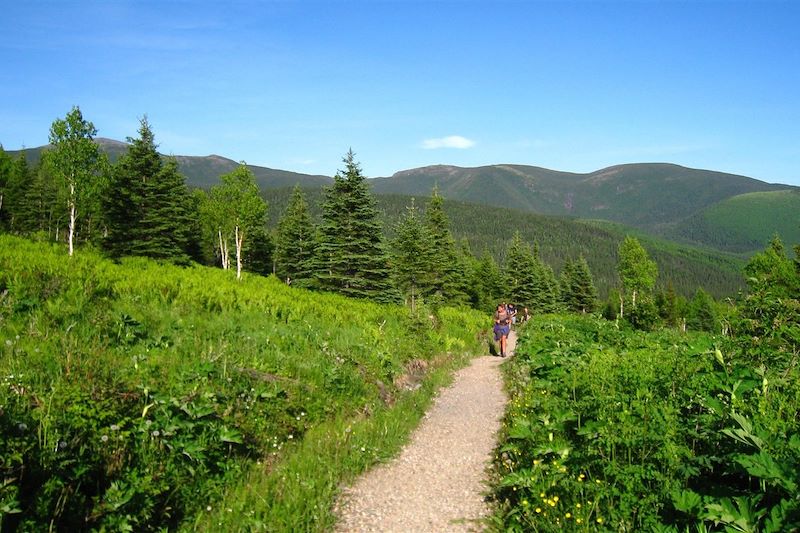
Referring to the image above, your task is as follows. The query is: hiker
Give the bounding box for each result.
[493,303,511,357]
[523,307,531,322]
[507,303,517,325]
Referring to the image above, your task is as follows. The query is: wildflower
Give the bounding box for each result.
[597,517,603,524]
[553,496,559,502]
[565,512,572,519]
[17,422,27,431]
[207,506,212,511]
[522,499,529,507]
[151,430,160,437]
[101,435,109,442]
[535,508,542,514]
[596,479,602,484]
[575,503,581,508]
[110,424,120,431]
[576,518,583,524]
[539,493,545,498]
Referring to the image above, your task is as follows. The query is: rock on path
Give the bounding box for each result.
[333,332,516,532]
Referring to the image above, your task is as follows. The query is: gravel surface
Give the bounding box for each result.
[333,332,516,532]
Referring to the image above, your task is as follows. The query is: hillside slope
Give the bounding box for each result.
[369,163,792,229]
[667,189,800,253]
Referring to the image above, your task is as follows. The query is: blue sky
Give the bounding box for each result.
[2,0,799,185]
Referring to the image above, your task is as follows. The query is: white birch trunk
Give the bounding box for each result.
[68,182,76,257]
[218,229,230,270]
[235,224,243,280]
[0,192,3,214]
[618,292,624,320]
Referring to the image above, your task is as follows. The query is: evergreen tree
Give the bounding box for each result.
[315,150,395,301]
[0,146,14,228]
[424,188,467,304]
[569,256,598,313]
[45,106,105,256]
[686,288,718,332]
[391,198,435,307]
[560,258,577,309]
[244,227,274,277]
[471,251,504,312]
[504,231,533,303]
[275,185,318,287]
[104,117,195,263]
[4,154,32,232]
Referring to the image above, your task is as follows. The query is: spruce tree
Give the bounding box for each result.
[571,256,598,313]
[424,188,467,304]
[315,150,395,301]
[275,185,318,287]
[0,146,13,228]
[391,199,435,306]
[136,158,195,263]
[4,154,32,232]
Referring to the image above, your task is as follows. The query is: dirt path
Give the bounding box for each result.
[333,331,516,532]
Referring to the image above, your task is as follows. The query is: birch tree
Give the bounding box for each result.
[209,164,267,279]
[617,235,657,318]
[45,107,104,256]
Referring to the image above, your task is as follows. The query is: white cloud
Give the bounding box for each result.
[422,135,476,150]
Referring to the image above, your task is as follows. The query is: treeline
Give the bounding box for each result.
[263,189,747,300]
[1,107,738,324]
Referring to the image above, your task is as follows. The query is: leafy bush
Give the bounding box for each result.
[489,315,800,532]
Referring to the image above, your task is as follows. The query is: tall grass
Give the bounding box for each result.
[0,235,486,531]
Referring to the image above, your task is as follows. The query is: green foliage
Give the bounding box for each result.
[103,118,197,263]
[275,185,317,287]
[671,190,800,255]
[561,256,598,314]
[730,235,799,367]
[44,106,107,255]
[0,234,486,531]
[315,151,396,302]
[489,315,800,532]
[391,198,436,304]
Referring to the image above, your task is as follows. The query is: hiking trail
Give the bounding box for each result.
[333,330,516,532]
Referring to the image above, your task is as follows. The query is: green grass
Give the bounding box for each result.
[0,235,487,531]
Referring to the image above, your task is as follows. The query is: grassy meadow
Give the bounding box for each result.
[0,234,486,531]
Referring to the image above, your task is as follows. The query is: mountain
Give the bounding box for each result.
[6,138,332,192]
[667,189,800,253]
[7,140,796,255]
[369,163,793,230]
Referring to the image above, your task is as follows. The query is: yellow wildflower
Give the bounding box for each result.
[565,513,572,519]
[597,517,603,524]
[535,508,542,514]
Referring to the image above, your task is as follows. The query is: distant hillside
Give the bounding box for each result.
[6,139,332,192]
[369,163,792,230]
[263,187,746,300]
[667,189,800,254]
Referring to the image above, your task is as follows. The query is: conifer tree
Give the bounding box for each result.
[391,198,435,307]
[504,231,532,302]
[565,256,598,313]
[424,188,467,304]
[275,185,318,287]
[471,251,504,312]
[104,117,195,263]
[0,146,13,228]
[315,150,395,301]
[4,154,32,232]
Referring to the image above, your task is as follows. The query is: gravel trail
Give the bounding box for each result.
[333,331,516,532]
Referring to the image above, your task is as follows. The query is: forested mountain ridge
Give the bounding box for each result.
[369,162,795,229]
[7,139,795,256]
[263,187,746,299]
[6,138,333,191]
